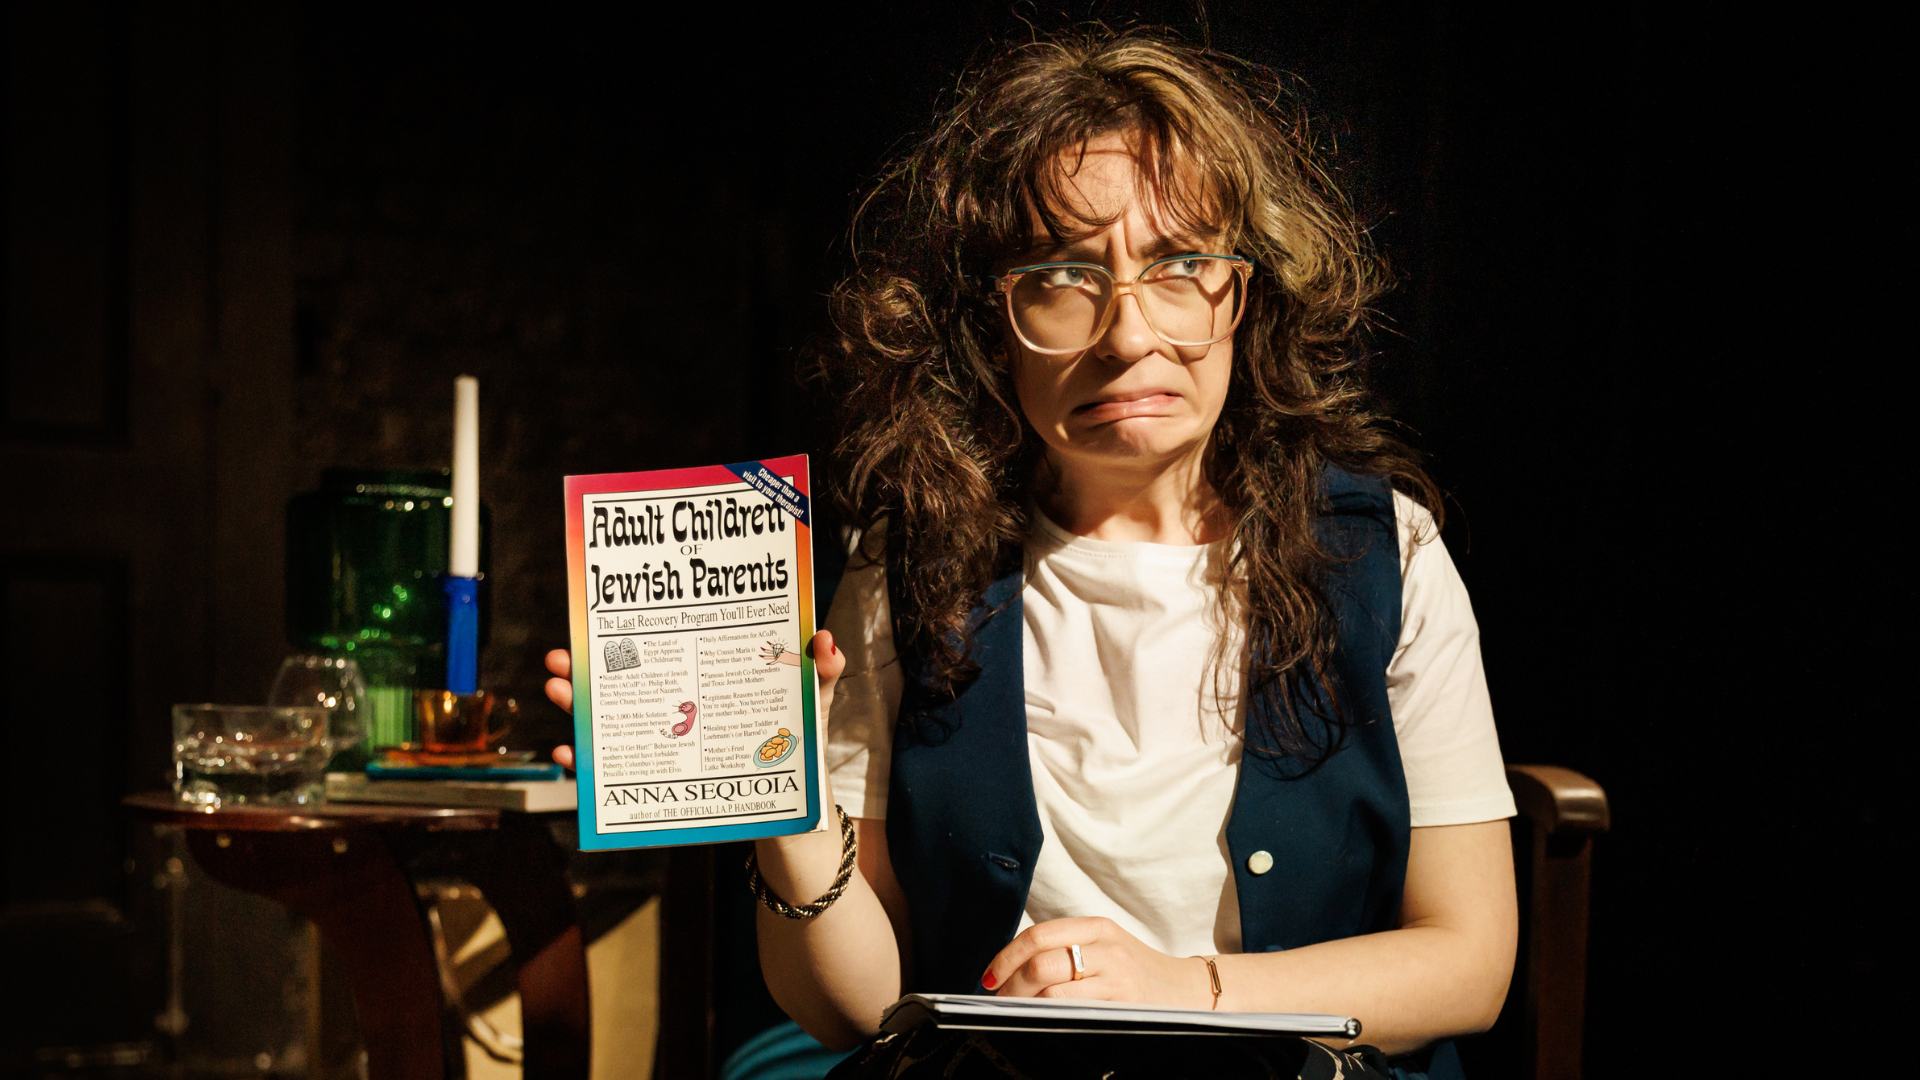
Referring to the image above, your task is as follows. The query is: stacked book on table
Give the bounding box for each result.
[325,761,577,812]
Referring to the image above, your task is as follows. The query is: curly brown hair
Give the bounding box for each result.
[818,29,1439,758]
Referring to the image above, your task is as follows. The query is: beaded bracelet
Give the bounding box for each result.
[745,804,856,920]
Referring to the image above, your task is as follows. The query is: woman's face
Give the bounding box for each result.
[1006,134,1232,483]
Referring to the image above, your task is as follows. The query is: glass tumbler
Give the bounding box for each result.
[173,704,332,808]
[269,654,369,769]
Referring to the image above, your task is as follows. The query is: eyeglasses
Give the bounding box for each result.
[992,254,1253,355]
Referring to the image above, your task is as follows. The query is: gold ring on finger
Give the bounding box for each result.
[1068,943,1086,981]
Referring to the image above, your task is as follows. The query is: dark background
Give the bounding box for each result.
[1,1,1900,1075]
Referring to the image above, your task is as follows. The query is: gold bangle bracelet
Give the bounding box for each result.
[1195,954,1222,1010]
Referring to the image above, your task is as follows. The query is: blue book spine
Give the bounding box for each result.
[367,762,563,782]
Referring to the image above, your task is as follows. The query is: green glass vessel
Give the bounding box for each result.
[285,468,489,756]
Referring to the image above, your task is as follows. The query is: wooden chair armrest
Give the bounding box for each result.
[1499,764,1608,1080]
[1506,764,1610,836]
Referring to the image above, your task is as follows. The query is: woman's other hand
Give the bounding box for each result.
[543,634,842,772]
[982,916,1212,1009]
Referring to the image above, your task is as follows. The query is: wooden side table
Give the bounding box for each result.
[124,792,590,1080]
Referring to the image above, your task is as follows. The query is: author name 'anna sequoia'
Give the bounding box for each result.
[602,772,802,810]
[589,555,790,609]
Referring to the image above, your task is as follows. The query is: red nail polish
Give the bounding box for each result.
[981,970,997,990]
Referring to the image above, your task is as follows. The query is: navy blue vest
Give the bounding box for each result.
[884,466,1461,1079]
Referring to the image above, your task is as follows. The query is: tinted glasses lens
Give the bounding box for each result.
[1139,257,1244,346]
[1008,265,1114,351]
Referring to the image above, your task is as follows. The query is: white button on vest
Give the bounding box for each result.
[1247,850,1274,875]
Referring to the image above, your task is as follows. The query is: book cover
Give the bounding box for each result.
[563,454,824,850]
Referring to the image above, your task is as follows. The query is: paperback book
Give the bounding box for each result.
[325,771,577,813]
[563,454,824,850]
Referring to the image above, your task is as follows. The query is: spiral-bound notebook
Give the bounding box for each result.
[880,994,1361,1040]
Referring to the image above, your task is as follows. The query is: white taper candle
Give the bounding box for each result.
[450,375,480,577]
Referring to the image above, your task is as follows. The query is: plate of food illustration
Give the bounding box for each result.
[754,728,796,768]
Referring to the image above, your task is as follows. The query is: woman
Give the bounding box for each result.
[554,30,1515,1080]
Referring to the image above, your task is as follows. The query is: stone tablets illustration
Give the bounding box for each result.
[605,637,641,672]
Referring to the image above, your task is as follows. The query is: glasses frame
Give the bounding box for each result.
[992,254,1255,356]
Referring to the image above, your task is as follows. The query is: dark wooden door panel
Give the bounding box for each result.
[2,0,131,444]
[0,554,150,1059]
[0,1,295,1066]
[0,556,131,905]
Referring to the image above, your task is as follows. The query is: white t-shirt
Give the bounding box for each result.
[823,493,1515,959]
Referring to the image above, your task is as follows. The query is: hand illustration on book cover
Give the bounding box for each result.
[760,639,802,667]
[663,701,697,739]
